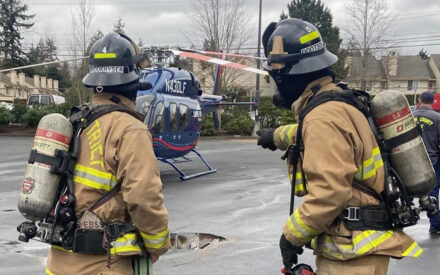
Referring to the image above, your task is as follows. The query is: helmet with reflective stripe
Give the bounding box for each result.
[262,18,337,75]
[83,32,148,88]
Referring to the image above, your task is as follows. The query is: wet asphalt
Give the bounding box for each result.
[0,136,439,275]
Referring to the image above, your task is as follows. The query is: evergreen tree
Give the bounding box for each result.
[113,17,125,34]
[86,29,103,54]
[280,0,348,81]
[0,0,34,68]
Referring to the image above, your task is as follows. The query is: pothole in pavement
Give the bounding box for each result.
[170,233,227,250]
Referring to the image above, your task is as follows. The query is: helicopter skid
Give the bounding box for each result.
[158,149,216,180]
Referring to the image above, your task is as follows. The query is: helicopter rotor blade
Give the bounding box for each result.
[178,48,267,61]
[0,56,89,73]
[169,49,268,76]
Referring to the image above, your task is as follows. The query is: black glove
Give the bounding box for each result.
[256,128,277,151]
[280,234,303,271]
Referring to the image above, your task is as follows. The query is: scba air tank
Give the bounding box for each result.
[18,113,73,221]
[371,90,435,197]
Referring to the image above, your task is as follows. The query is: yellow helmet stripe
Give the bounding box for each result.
[94,53,117,59]
[300,30,320,44]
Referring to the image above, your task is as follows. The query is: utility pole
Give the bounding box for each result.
[252,0,262,137]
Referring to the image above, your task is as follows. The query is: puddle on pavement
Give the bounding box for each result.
[170,233,226,250]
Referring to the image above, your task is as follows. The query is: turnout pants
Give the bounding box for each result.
[315,254,390,275]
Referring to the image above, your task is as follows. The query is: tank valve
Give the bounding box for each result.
[17,221,37,242]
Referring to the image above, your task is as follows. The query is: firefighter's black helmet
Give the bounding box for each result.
[262,18,337,75]
[83,32,148,88]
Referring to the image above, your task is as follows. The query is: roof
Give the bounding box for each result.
[0,73,14,86]
[383,55,435,80]
[347,56,387,80]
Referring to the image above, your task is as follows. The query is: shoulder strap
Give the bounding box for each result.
[289,89,383,207]
[70,104,143,129]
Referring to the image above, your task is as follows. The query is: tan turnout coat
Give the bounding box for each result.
[46,93,170,275]
[274,77,422,261]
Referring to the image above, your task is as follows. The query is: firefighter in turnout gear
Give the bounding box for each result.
[413,91,440,234]
[259,19,422,275]
[45,32,170,275]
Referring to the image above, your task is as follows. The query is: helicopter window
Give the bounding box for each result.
[169,102,179,131]
[179,104,190,130]
[151,102,164,134]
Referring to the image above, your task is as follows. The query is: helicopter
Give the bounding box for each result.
[135,65,259,180]
[0,47,266,180]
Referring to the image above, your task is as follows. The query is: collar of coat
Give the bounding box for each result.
[91,92,136,111]
[292,76,341,120]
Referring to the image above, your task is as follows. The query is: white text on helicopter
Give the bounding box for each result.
[165,79,186,94]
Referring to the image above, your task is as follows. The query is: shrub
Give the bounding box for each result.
[258,97,295,128]
[12,98,28,123]
[22,108,52,127]
[200,114,217,136]
[223,112,254,136]
[0,107,14,126]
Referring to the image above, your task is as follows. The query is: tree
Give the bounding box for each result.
[345,0,394,89]
[280,0,348,81]
[0,0,34,68]
[190,0,253,92]
[69,0,95,105]
[113,17,125,34]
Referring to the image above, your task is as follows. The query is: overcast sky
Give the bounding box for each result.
[22,0,440,58]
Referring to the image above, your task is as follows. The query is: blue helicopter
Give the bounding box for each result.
[135,66,258,180]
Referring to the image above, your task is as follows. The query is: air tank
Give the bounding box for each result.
[18,113,73,221]
[371,89,435,197]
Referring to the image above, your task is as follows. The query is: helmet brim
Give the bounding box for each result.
[263,50,338,75]
[82,71,139,87]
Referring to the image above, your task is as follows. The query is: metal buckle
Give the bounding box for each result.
[342,207,361,221]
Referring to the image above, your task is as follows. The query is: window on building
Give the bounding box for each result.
[429,81,435,90]
[407,80,413,91]
[380,81,387,90]
[366,81,373,92]
[169,102,179,131]
[407,80,419,91]
[179,104,190,131]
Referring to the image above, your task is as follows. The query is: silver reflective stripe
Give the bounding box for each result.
[113,238,138,248]
[282,126,290,144]
[354,150,383,180]
[143,234,169,245]
[289,215,314,240]
[73,169,118,190]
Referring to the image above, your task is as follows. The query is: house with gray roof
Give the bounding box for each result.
[345,54,439,96]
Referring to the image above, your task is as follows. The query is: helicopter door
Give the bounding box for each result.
[150,101,165,135]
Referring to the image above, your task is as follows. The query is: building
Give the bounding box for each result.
[0,71,60,103]
[345,54,440,96]
[191,58,271,97]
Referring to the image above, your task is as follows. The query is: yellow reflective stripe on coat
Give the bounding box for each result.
[51,245,73,253]
[354,147,383,181]
[287,208,320,242]
[280,124,297,146]
[46,268,57,275]
[140,228,170,249]
[318,230,393,260]
[73,164,118,191]
[402,241,423,257]
[289,172,308,193]
[110,233,142,254]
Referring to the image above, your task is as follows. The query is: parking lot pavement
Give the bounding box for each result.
[0,137,439,274]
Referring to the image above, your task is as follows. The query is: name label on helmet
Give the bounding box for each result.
[301,41,324,54]
[91,66,125,73]
[165,79,186,94]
